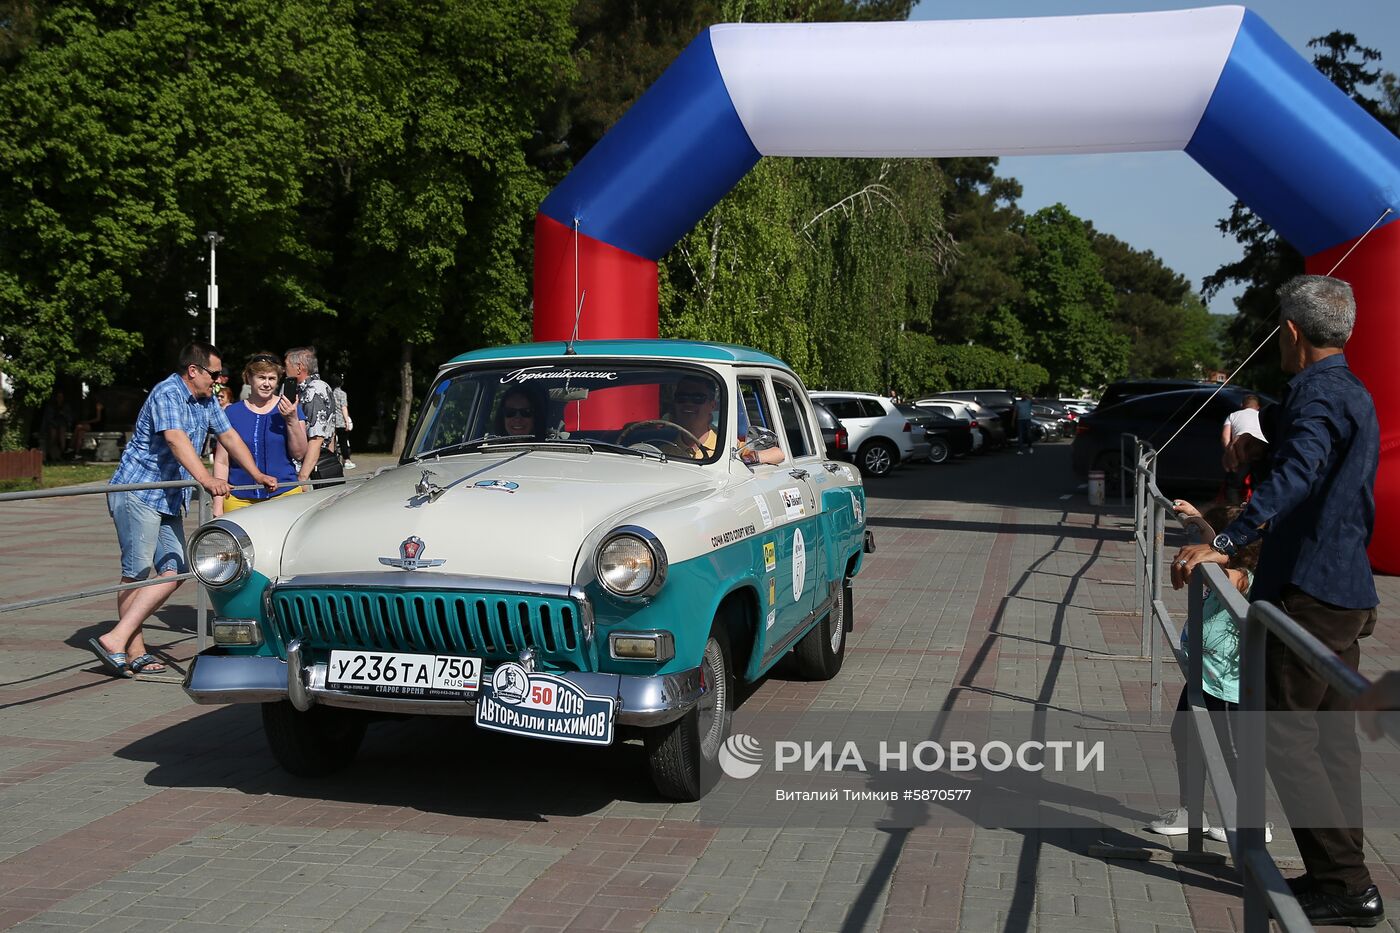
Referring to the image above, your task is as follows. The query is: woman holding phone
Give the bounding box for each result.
[212,352,308,515]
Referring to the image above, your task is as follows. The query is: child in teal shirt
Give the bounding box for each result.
[1150,501,1262,841]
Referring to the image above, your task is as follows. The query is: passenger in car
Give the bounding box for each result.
[669,376,720,459]
[493,388,547,439]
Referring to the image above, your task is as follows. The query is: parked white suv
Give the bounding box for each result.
[810,391,929,477]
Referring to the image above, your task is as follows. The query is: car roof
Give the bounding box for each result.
[810,390,885,399]
[447,339,788,367]
[1098,385,1270,414]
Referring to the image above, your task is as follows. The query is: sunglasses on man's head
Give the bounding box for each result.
[674,391,710,404]
[503,406,533,418]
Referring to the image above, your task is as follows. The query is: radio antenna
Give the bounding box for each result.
[565,217,584,355]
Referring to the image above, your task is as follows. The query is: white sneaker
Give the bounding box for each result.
[344,460,357,470]
[1207,822,1273,844]
[1148,807,1204,836]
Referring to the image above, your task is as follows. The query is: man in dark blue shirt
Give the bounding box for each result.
[1171,275,1381,927]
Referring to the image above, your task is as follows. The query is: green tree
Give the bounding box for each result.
[1091,230,1221,378]
[1013,204,1128,392]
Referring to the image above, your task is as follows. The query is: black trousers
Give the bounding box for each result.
[1265,585,1377,895]
[1170,687,1238,805]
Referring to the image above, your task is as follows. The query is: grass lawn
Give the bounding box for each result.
[0,461,119,494]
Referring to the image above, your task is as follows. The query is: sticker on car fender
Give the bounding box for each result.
[753,495,774,528]
[780,487,805,520]
[851,490,863,524]
[792,529,807,600]
[474,662,616,746]
[763,541,776,572]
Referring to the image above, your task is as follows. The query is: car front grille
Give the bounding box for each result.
[267,587,589,669]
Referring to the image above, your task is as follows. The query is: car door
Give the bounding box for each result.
[737,375,815,653]
[768,378,826,647]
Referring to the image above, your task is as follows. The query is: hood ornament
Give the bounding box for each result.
[378,536,446,571]
[414,470,446,503]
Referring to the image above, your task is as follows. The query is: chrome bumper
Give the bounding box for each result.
[183,645,706,727]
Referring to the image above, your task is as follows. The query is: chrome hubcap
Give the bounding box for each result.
[695,638,727,759]
[866,447,891,474]
[829,585,844,653]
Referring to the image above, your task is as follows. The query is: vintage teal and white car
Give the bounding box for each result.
[183,340,872,799]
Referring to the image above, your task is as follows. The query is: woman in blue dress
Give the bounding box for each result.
[213,352,308,515]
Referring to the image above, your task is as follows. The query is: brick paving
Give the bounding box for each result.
[3,445,1400,930]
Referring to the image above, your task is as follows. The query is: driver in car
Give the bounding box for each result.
[670,376,720,459]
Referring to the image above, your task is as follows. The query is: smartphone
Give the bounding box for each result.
[280,377,299,399]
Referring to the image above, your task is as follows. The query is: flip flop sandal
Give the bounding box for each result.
[128,654,168,675]
[86,638,131,677]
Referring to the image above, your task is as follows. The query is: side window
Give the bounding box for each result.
[772,381,814,458]
[822,397,863,420]
[859,398,887,418]
[738,377,774,437]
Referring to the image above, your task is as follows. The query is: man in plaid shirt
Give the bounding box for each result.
[89,342,277,678]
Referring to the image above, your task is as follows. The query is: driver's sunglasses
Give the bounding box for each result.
[503,406,533,418]
[674,391,710,404]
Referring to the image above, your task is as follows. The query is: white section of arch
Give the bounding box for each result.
[709,6,1244,157]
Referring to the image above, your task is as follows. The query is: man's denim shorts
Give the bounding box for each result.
[108,492,188,580]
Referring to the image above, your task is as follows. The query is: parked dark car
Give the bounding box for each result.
[1071,386,1275,494]
[810,399,852,462]
[1031,402,1076,438]
[1094,379,1224,415]
[897,404,974,463]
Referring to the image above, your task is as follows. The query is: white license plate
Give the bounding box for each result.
[327,650,481,695]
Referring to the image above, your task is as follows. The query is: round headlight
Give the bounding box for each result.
[596,529,667,598]
[191,526,249,587]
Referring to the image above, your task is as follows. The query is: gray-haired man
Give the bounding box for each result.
[283,347,343,487]
[1171,275,1381,926]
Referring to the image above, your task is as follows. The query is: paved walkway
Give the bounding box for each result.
[2,443,1399,931]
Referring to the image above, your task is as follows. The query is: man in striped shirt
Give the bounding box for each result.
[89,342,276,677]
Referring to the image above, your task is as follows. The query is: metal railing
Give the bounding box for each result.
[0,474,369,653]
[1132,445,1398,931]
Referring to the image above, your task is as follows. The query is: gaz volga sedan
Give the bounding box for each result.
[184,340,873,800]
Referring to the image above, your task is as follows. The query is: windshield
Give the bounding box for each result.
[404,361,728,463]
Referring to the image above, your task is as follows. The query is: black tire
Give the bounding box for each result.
[794,579,849,680]
[926,437,950,464]
[645,626,734,801]
[261,701,367,777]
[858,439,898,477]
[1094,451,1124,497]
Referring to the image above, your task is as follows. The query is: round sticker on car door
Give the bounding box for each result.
[792,529,807,601]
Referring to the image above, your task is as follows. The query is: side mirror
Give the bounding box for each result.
[746,428,779,451]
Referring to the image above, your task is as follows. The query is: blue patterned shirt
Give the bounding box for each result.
[1219,354,1379,609]
[111,373,232,515]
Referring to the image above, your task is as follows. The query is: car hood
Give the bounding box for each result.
[278,448,719,585]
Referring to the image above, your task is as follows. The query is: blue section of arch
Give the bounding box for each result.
[1186,10,1400,256]
[538,29,761,261]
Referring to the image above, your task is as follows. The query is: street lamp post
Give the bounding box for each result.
[205,231,224,345]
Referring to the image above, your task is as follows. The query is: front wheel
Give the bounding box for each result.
[645,627,734,801]
[926,437,950,464]
[794,579,849,680]
[858,440,897,477]
[261,701,367,777]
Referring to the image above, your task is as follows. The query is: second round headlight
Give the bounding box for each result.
[191,526,248,586]
[597,530,665,598]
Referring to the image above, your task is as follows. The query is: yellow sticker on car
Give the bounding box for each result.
[764,541,776,572]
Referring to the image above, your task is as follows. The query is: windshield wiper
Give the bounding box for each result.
[583,441,667,462]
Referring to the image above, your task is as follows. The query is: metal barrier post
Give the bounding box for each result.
[1239,605,1270,932]
[1150,491,1166,719]
[1183,574,1206,853]
[195,487,211,654]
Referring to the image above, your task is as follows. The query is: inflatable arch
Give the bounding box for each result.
[532,6,1400,571]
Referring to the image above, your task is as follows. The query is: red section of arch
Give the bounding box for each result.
[532,213,659,342]
[1306,218,1400,574]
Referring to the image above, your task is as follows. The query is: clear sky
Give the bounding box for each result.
[908,1,1400,313]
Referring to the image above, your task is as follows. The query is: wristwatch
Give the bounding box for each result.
[1211,532,1237,557]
